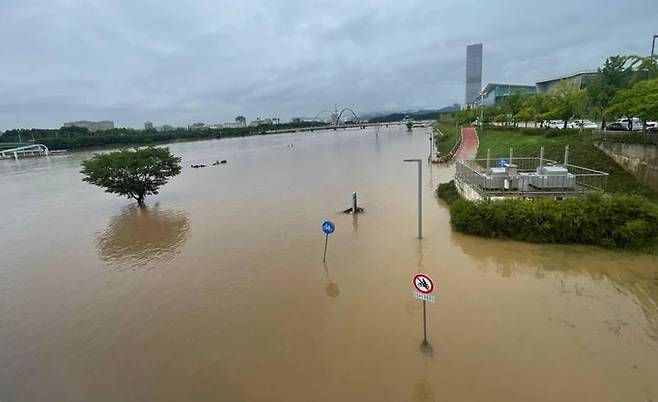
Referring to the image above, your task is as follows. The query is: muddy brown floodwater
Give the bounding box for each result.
[1,127,657,402]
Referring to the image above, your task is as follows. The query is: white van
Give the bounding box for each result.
[615,117,643,131]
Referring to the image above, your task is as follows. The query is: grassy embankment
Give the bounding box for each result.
[475,126,657,200]
[434,122,460,156]
[437,126,658,251]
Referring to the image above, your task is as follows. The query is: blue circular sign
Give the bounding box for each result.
[497,158,508,167]
[322,220,335,235]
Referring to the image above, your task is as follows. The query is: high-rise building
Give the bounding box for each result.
[144,121,154,131]
[63,120,114,132]
[465,44,483,108]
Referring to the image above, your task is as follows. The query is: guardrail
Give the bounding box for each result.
[455,157,608,198]
[592,130,658,145]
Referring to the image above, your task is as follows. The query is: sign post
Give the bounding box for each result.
[321,220,335,262]
[412,273,435,350]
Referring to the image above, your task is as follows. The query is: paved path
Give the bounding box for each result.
[453,127,479,160]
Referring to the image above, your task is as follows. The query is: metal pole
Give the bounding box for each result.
[322,233,329,262]
[540,146,544,168]
[486,148,491,170]
[422,299,428,347]
[480,92,485,133]
[564,145,569,167]
[509,148,513,165]
[403,159,423,239]
[429,135,433,158]
[651,35,657,80]
[418,161,422,239]
[352,192,357,214]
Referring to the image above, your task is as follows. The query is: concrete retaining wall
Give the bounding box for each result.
[455,178,485,201]
[593,141,658,193]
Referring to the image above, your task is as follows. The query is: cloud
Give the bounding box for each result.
[0,0,656,129]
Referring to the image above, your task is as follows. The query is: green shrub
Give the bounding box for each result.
[449,195,658,250]
[437,180,460,205]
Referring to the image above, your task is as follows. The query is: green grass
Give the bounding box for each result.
[434,122,460,156]
[475,126,658,201]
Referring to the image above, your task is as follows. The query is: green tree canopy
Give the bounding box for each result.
[548,82,586,128]
[503,92,527,116]
[81,147,182,206]
[587,55,633,128]
[514,108,533,126]
[605,79,658,123]
[495,114,509,124]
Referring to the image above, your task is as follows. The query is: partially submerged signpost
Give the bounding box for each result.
[412,273,435,351]
[321,220,335,263]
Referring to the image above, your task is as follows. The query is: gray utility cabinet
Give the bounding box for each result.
[483,166,518,190]
[529,166,576,189]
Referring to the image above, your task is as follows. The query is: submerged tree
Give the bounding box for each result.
[81,147,182,206]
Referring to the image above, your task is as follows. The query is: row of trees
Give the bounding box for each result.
[0,121,328,149]
[454,54,658,129]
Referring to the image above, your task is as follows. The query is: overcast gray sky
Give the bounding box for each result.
[0,0,656,129]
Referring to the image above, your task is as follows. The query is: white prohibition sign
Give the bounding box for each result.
[413,273,434,294]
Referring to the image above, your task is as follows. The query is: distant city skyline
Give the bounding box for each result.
[1,0,657,130]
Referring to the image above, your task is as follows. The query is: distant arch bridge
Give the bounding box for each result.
[313,107,361,126]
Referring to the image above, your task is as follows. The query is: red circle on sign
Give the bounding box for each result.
[413,274,434,294]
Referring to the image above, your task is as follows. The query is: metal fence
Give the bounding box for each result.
[592,130,658,145]
[455,158,608,198]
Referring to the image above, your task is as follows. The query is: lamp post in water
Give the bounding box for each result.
[404,159,422,239]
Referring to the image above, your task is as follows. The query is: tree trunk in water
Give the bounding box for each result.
[137,194,145,207]
[601,118,605,130]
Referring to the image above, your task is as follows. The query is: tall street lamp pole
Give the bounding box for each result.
[652,34,658,58]
[403,159,422,239]
[479,91,485,133]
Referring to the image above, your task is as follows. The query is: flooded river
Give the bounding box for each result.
[1,127,657,401]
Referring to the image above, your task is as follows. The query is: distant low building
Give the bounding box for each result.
[223,122,244,129]
[536,71,598,93]
[481,83,536,107]
[162,125,174,132]
[144,121,154,131]
[249,118,272,127]
[189,122,206,130]
[63,120,114,132]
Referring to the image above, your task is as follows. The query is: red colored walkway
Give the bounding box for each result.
[453,127,479,160]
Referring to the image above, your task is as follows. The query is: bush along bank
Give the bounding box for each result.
[437,181,658,251]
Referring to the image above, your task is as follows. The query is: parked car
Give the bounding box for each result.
[614,117,643,131]
[569,119,598,129]
[547,120,565,129]
[605,122,629,131]
[648,126,658,132]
